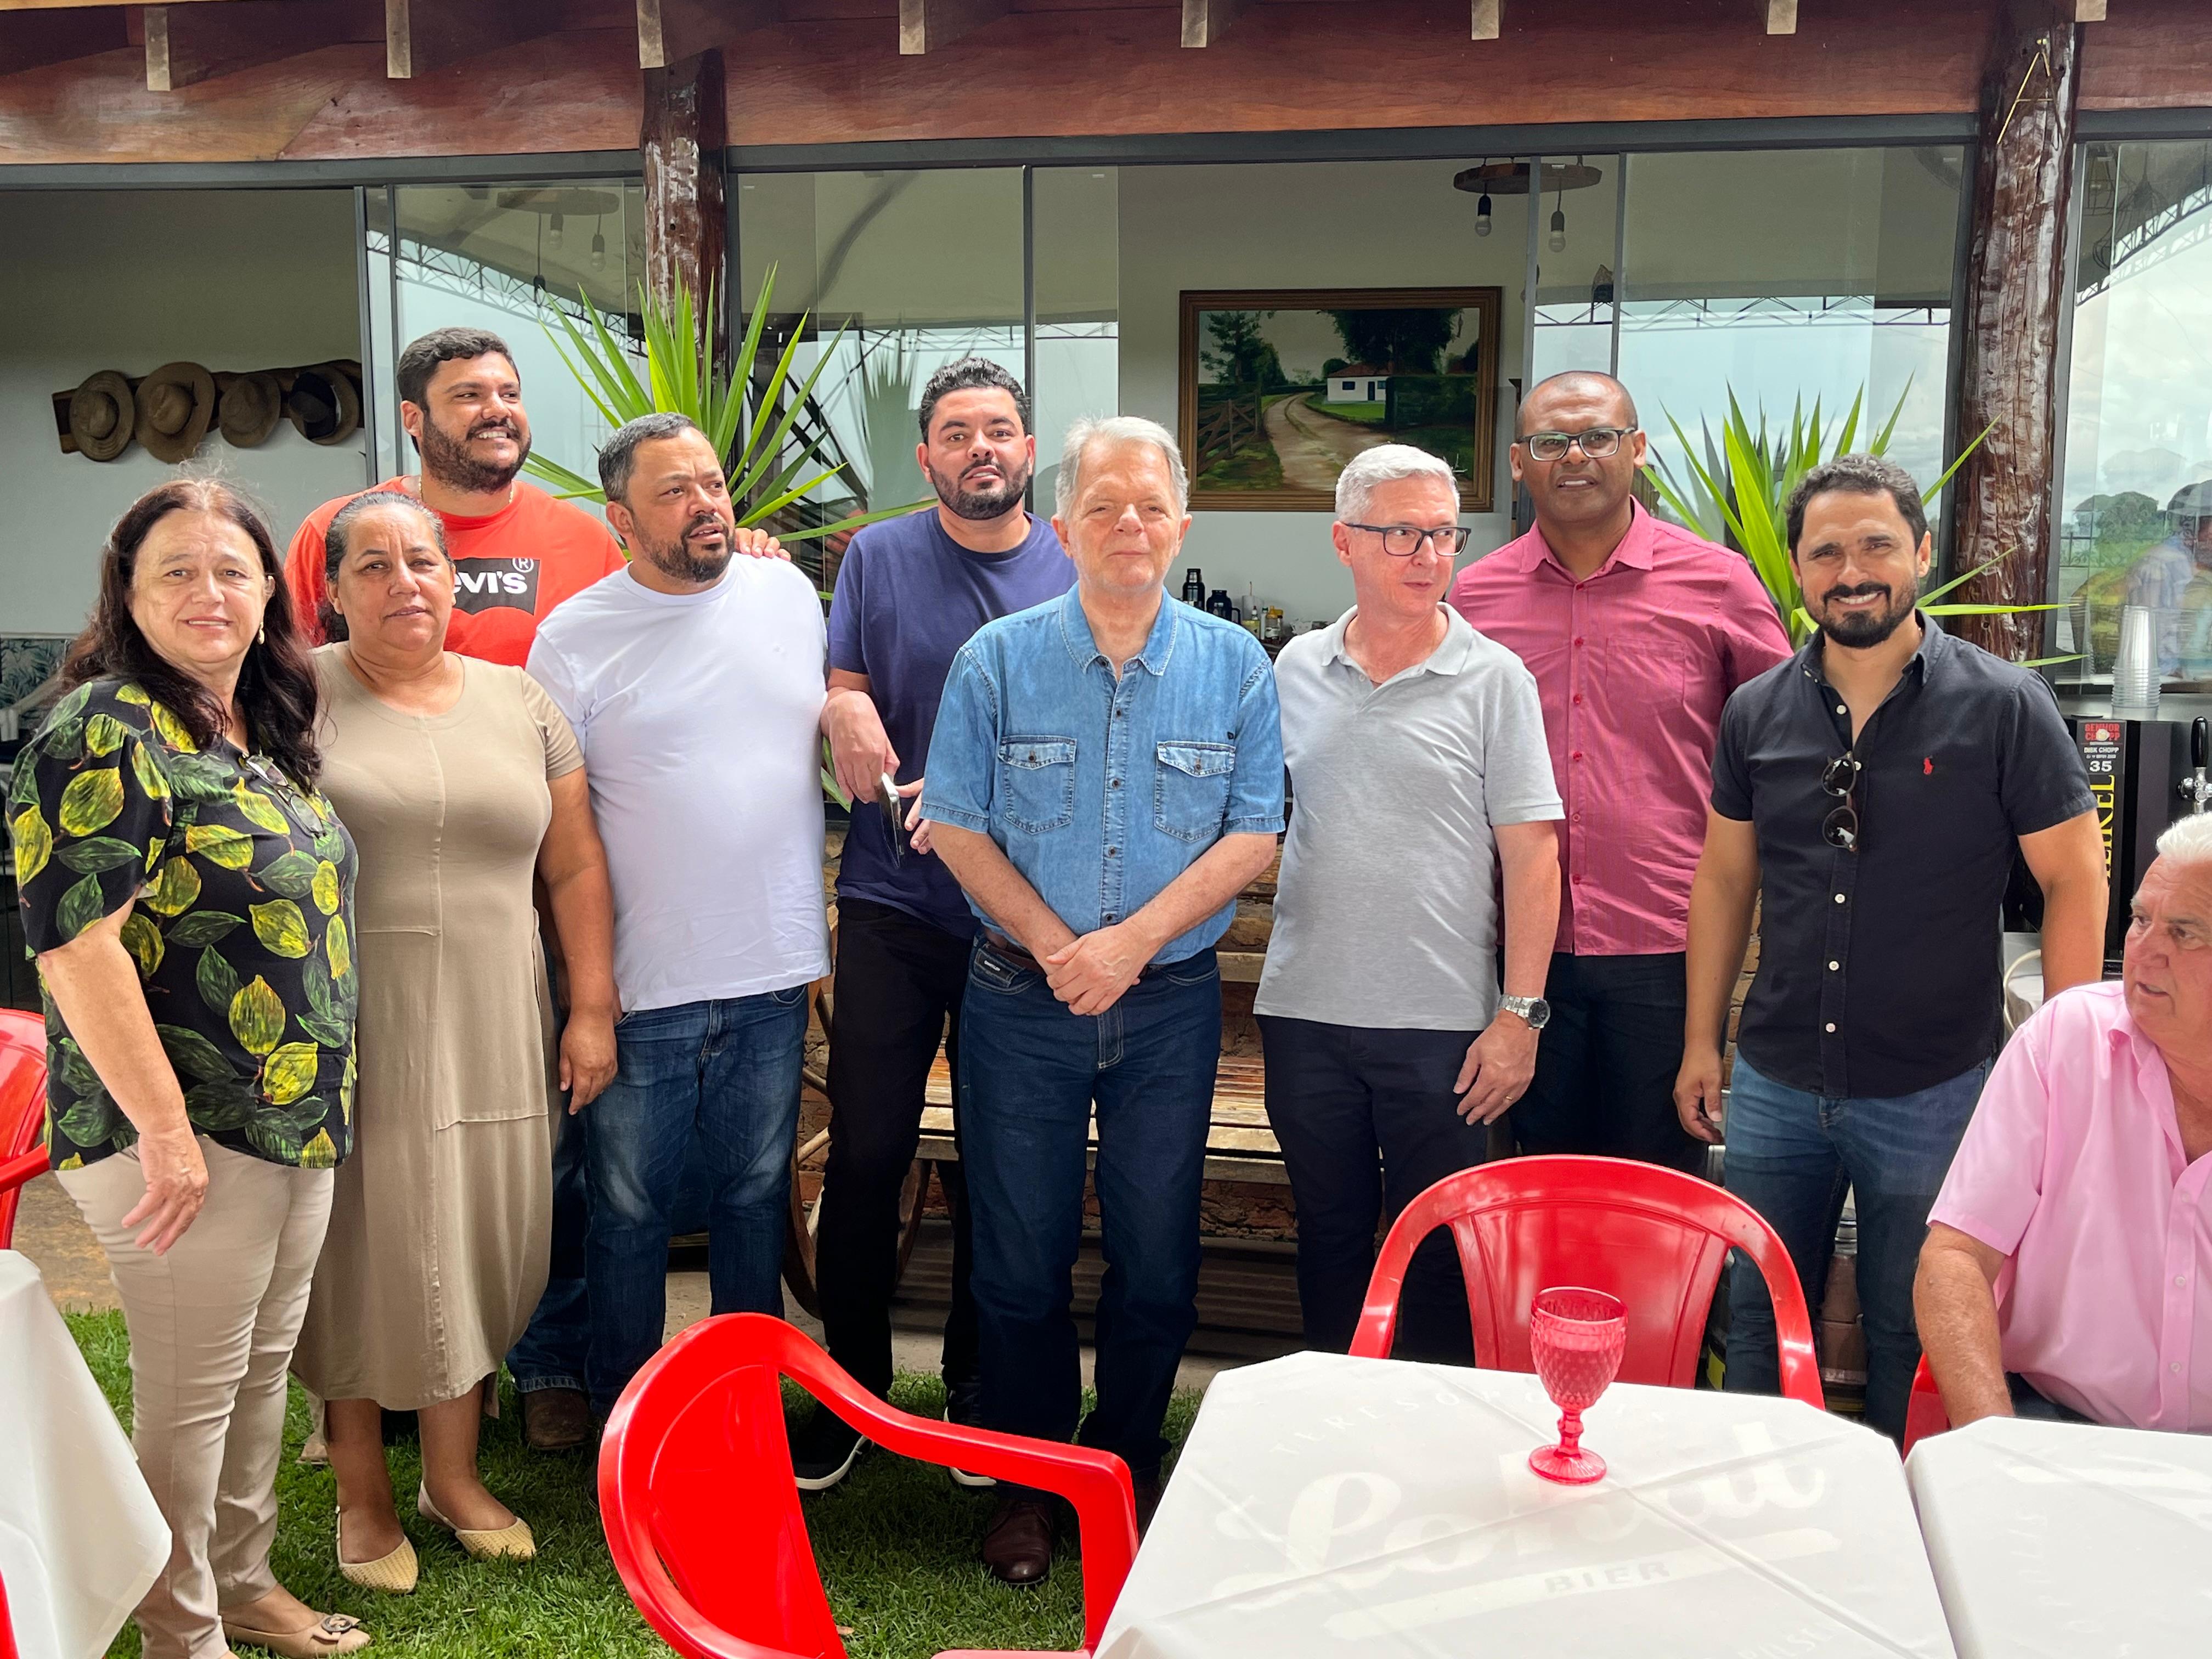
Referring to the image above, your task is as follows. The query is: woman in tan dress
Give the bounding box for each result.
[291,490,617,1592]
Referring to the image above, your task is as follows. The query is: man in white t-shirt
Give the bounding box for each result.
[527,411,831,1417]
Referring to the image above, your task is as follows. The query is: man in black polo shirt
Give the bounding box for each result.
[1674,453,2106,1442]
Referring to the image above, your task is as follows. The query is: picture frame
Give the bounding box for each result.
[1177,286,1502,514]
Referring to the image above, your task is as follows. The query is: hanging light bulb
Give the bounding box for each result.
[548,210,565,249]
[1475,191,1493,237]
[591,219,607,272]
[1548,188,1567,254]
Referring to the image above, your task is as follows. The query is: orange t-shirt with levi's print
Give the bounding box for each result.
[285,477,627,667]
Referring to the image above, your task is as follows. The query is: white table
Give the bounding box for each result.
[1907,1414,2212,1657]
[1100,1350,1955,1659]
[0,1249,168,1659]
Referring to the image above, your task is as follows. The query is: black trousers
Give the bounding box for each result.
[814,899,980,1402]
[1258,1015,1490,1363]
[1512,951,1703,1174]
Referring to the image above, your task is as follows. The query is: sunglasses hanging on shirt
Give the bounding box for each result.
[1821,752,1863,852]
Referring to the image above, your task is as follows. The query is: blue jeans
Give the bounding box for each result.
[507,1099,590,1394]
[1722,1053,1988,1442]
[584,988,809,1415]
[959,939,1221,1483]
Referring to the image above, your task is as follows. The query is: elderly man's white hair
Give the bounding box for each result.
[1335,444,1460,522]
[1055,415,1188,519]
[2156,814,2212,867]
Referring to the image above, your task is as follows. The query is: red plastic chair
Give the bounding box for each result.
[0,1008,51,1251]
[1,1565,16,1659]
[1903,1355,1949,1454]
[1350,1155,1824,1408]
[599,1312,1139,1659]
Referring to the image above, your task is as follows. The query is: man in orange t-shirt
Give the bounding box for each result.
[286,326,626,667]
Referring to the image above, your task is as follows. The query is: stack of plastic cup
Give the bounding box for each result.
[2112,604,2162,720]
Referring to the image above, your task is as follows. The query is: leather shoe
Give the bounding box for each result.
[980,1496,1056,1586]
[521,1387,592,1453]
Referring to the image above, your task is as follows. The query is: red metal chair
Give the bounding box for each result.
[1903,1355,1949,1454]
[0,1008,51,1251]
[1350,1154,1825,1408]
[599,1312,1139,1659]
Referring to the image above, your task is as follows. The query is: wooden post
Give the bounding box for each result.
[641,50,729,373]
[1948,0,2080,659]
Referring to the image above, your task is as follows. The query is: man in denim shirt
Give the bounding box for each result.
[923,415,1284,1584]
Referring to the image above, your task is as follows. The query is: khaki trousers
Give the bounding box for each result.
[58,1137,334,1659]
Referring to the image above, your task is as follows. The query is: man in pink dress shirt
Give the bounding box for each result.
[1916,817,2212,1432]
[1449,372,1791,1171]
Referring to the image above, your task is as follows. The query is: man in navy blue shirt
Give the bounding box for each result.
[925,415,1284,1583]
[792,359,1074,1490]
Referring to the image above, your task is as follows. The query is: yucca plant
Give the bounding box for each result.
[524,267,927,803]
[1644,383,2059,654]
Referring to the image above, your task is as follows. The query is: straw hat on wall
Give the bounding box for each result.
[67,370,136,461]
[135,362,217,464]
[217,370,284,448]
[286,362,362,447]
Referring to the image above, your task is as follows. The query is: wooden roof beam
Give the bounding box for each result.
[1763,0,1797,33]
[637,0,778,70]
[0,6,123,75]
[1471,0,1497,40]
[1181,0,1239,48]
[898,0,1008,55]
[386,0,563,77]
[144,0,359,91]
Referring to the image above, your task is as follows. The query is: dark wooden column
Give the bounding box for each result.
[642,50,729,371]
[1948,0,2081,659]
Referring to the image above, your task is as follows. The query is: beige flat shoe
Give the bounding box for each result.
[417,1483,535,1561]
[223,1612,372,1656]
[336,1513,418,1595]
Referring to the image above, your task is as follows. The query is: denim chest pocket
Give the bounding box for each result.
[997,737,1077,834]
[1154,741,1236,842]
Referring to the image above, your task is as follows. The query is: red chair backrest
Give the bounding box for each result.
[600,1312,1137,1659]
[1351,1155,1824,1409]
[1902,1355,1949,1454]
[0,1008,50,1252]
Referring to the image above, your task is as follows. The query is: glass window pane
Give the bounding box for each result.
[1620,146,1962,551]
[1033,167,1119,514]
[1532,155,1621,383]
[374,180,648,493]
[735,167,1025,557]
[2058,139,2212,688]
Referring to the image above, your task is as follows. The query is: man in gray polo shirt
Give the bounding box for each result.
[1257,444,1563,1361]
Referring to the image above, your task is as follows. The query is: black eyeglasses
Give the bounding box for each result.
[1520,427,1638,463]
[1822,753,1862,853]
[1342,523,1474,557]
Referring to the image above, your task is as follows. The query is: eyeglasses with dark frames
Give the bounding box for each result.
[1341,523,1474,557]
[1821,753,1862,853]
[1520,427,1638,463]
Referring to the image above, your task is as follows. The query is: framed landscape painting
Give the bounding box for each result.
[1177,287,1502,512]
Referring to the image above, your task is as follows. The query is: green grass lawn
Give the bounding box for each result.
[1309,400,1387,426]
[68,1310,1200,1659]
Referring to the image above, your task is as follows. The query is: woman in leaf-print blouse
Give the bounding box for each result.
[6,481,371,1659]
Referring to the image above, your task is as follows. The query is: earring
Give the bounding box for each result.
[258,622,267,645]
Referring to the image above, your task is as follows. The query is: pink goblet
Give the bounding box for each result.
[1526,1286,1627,1485]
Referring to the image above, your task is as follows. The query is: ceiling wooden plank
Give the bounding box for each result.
[145,0,362,91]
[1471,0,1497,41]
[1764,0,1797,32]
[0,6,122,73]
[386,0,565,77]
[897,0,1007,54]
[1181,0,1239,48]
[637,0,778,70]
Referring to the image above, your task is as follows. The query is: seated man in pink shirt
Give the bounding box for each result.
[1915,816,2212,1432]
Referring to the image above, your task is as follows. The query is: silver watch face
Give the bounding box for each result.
[1504,996,1550,1030]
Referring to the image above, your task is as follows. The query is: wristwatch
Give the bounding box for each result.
[1498,995,1551,1031]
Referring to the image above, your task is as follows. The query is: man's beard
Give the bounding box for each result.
[1814,578,1919,648]
[418,411,529,493]
[926,454,1031,522]
[636,512,735,583]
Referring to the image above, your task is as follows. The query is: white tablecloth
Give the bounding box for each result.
[1100,1350,1955,1659]
[1907,1414,2212,1657]
[0,1249,168,1659]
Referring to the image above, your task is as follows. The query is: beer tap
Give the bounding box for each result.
[2182,718,2212,816]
